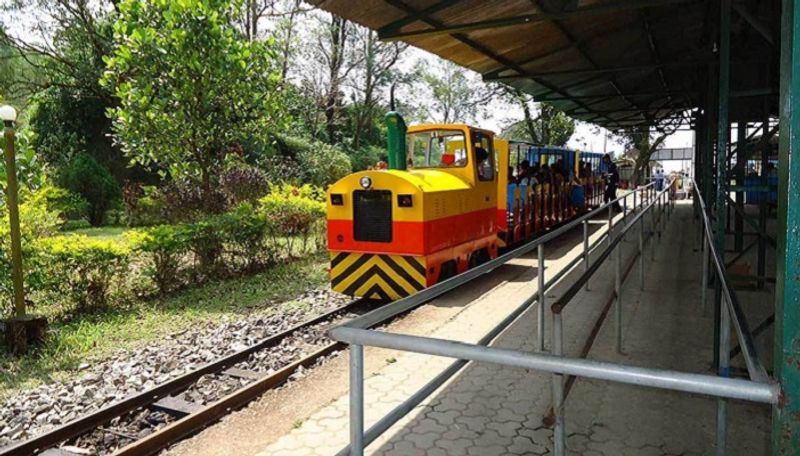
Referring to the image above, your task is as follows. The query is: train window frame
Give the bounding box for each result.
[407,129,469,169]
[473,133,495,182]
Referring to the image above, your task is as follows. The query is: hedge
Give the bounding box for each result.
[1,185,328,318]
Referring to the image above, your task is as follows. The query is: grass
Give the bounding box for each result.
[0,252,330,400]
[61,226,130,242]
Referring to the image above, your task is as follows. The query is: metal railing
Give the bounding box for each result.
[693,179,771,455]
[328,181,781,456]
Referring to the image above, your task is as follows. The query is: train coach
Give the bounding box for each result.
[326,113,607,300]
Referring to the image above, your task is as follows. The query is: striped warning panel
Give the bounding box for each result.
[330,252,427,300]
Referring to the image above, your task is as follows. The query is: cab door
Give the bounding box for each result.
[470,129,498,237]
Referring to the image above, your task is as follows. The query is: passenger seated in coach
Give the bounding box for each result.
[475,146,492,180]
[517,160,531,185]
[539,164,552,185]
[530,164,541,186]
[508,166,517,184]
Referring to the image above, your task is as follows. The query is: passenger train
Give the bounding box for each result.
[326,113,607,300]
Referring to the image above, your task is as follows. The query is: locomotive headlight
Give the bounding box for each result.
[359,176,372,189]
[397,194,413,207]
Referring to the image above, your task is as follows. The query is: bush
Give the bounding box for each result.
[44,186,90,222]
[0,188,62,314]
[123,183,166,227]
[160,179,226,223]
[126,225,191,294]
[60,219,92,231]
[222,203,271,271]
[349,145,384,171]
[263,135,351,187]
[260,184,326,257]
[37,235,130,312]
[185,217,226,280]
[220,165,269,206]
[59,153,122,226]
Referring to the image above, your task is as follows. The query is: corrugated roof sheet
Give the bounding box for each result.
[309,0,780,128]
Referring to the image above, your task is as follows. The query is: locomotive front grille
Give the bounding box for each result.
[353,190,392,242]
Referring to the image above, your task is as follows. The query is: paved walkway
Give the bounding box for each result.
[258,202,772,456]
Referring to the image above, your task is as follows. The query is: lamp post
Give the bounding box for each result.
[1,104,46,354]
[1,105,25,319]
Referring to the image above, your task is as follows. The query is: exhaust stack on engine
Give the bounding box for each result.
[384,112,407,170]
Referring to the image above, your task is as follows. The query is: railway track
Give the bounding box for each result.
[1,297,387,456]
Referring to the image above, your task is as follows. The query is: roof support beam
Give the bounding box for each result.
[527,0,642,112]
[732,2,776,47]
[484,60,710,80]
[377,0,461,37]
[380,0,616,124]
[379,0,701,41]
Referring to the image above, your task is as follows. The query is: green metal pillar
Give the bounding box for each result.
[773,0,800,452]
[758,118,768,290]
[735,121,746,251]
[705,65,718,217]
[715,2,732,453]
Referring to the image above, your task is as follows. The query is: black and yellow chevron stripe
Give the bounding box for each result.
[330,252,427,300]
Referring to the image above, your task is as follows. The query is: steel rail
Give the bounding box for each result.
[551,181,666,314]
[345,183,655,331]
[333,211,628,456]
[0,298,378,456]
[694,181,770,383]
[330,327,780,404]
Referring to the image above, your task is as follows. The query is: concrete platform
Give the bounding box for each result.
[257,201,774,456]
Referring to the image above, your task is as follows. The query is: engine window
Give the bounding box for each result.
[473,133,495,181]
[407,129,468,169]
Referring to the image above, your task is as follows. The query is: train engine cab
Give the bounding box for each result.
[327,115,500,300]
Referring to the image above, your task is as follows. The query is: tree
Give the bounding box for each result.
[500,88,575,146]
[416,59,497,124]
[617,125,669,186]
[615,114,687,185]
[347,27,405,149]
[2,1,130,182]
[103,0,286,211]
[60,153,121,225]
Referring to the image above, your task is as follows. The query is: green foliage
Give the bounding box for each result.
[103,0,287,202]
[126,225,191,294]
[349,145,384,171]
[259,184,326,256]
[217,203,270,271]
[59,153,122,226]
[0,188,62,311]
[43,186,90,222]
[184,216,226,280]
[123,183,165,227]
[263,134,351,186]
[36,235,130,313]
[0,129,49,197]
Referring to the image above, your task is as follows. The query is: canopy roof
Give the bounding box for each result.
[309,0,780,129]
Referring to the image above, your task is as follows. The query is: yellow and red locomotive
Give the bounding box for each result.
[327,113,605,300]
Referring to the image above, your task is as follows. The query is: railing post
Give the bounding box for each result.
[623,194,628,222]
[583,220,590,291]
[607,205,613,246]
[659,193,663,237]
[615,233,623,354]
[702,233,710,315]
[350,344,364,456]
[717,293,731,456]
[537,243,545,352]
[650,203,656,262]
[633,187,638,213]
[552,312,565,456]
[639,215,645,291]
